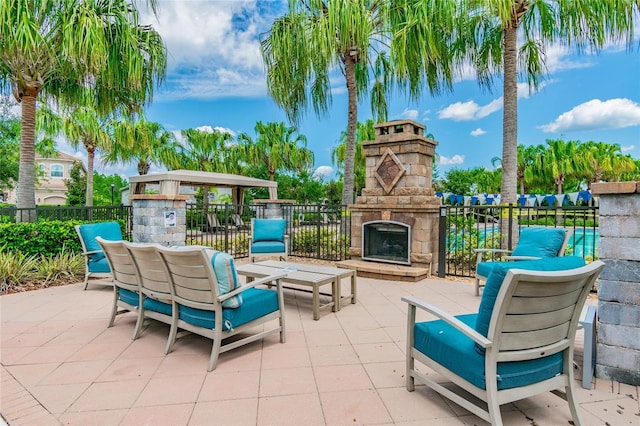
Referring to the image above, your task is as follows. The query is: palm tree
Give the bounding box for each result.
[517,144,545,195]
[577,141,637,187]
[107,117,181,176]
[176,128,236,174]
[39,105,113,207]
[332,119,375,197]
[237,121,313,182]
[531,139,582,194]
[467,0,637,204]
[0,0,166,220]
[261,0,461,205]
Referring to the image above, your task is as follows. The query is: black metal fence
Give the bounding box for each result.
[438,204,599,278]
[186,203,351,261]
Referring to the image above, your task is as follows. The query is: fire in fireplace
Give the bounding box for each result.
[362,220,411,265]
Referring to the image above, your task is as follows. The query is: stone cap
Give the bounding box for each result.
[591,182,640,195]
[130,194,190,201]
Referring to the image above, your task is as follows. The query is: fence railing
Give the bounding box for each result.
[438,204,599,278]
[186,203,351,261]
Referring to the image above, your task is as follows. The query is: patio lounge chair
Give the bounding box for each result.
[156,246,288,371]
[76,222,123,290]
[404,257,604,426]
[95,237,140,330]
[474,227,573,296]
[126,243,174,351]
[248,218,288,262]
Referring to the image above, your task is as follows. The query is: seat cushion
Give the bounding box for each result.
[78,222,123,261]
[119,288,140,306]
[511,227,566,258]
[251,241,286,254]
[413,313,563,390]
[88,257,111,273]
[179,288,279,331]
[253,219,285,243]
[210,251,242,308]
[143,297,172,316]
[475,256,587,343]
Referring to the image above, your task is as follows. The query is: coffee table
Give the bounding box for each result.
[235,260,357,320]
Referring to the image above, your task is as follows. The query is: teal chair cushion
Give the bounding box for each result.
[89,257,111,273]
[511,227,566,258]
[251,241,286,254]
[179,288,278,331]
[413,313,563,390]
[118,288,140,306]
[210,251,242,308]
[475,256,586,350]
[143,297,172,316]
[78,222,123,261]
[253,219,286,243]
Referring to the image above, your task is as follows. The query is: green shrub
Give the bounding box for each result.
[0,220,84,256]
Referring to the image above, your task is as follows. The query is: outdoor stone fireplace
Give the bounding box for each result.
[338,120,441,281]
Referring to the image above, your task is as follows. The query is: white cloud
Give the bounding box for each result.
[539,98,640,133]
[470,128,486,136]
[439,154,465,165]
[195,125,237,137]
[621,145,636,152]
[400,108,419,120]
[314,165,333,179]
[438,99,502,121]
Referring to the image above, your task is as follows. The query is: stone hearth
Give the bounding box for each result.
[337,120,440,281]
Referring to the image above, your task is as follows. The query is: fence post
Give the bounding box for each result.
[438,206,447,278]
[224,203,230,252]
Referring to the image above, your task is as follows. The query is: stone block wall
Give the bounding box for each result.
[591,182,640,386]
[131,195,188,246]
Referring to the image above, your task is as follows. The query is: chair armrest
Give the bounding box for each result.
[505,255,541,261]
[474,248,512,264]
[218,273,287,302]
[402,296,492,348]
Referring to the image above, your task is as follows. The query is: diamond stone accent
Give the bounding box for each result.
[374,148,405,194]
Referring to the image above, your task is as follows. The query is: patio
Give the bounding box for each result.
[1,273,637,425]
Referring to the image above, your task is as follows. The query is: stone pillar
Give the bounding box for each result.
[131,194,189,246]
[591,182,640,386]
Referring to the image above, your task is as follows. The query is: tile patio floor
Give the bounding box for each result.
[1,274,638,425]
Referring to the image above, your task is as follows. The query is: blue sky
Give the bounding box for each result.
[66,1,640,180]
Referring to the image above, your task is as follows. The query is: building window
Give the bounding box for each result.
[51,164,63,178]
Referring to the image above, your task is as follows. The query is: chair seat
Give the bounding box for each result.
[414,313,563,391]
[88,257,111,273]
[119,289,140,307]
[179,288,279,331]
[250,241,286,254]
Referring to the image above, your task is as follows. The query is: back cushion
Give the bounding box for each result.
[511,227,566,258]
[475,256,586,343]
[253,219,286,243]
[210,251,242,308]
[79,222,123,260]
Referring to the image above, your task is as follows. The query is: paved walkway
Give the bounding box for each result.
[1,275,638,425]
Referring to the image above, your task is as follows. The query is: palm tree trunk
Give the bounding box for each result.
[86,148,95,207]
[341,55,358,206]
[16,91,38,222]
[501,26,518,205]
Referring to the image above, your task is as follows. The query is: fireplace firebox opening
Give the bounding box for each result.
[362,220,411,265]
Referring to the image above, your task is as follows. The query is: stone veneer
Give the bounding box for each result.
[131,194,189,246]
[348,120,440,278]
[591,181,640,386]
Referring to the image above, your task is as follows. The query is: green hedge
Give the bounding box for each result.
[0,220,84,256]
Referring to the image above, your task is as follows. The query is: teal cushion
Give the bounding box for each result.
[414,313,563,390]
[179,288,278,331]
[253,219,285,243]
[251,241,286,254]
[475,256,586,346]
[210,251,242,308]
[119,288,140,306]
[143,297,172,316]
[88,257,111,273]
[78,222,123,261]
[511,227,566,258]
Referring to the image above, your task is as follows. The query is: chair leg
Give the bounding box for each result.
[474,276,480,296]
[107,289,119,327]
[406,354,415,391]
[486,393,503,426]
[83,273,90,291]
[207,328,223,372]
[565,383,584,426]
[164,307,179,355]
